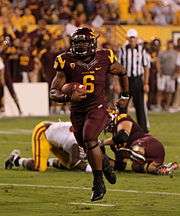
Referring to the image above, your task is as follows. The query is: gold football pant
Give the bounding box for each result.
[32,122,50,171]
[32,121,70,171]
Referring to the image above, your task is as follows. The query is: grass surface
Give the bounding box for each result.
[0,113,180,216]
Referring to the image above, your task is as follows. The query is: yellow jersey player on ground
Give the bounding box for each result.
[5,121,92,173]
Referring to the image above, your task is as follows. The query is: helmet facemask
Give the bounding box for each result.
[70,28,97,58]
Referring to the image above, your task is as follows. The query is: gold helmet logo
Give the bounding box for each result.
[70,63,75,69]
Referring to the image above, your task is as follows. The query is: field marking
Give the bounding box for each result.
[0,129,32,135]
[70,202,115,207]
[0,183,180,197]
[0,141,31,144]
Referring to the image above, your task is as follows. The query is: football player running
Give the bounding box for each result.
[5,121,92,173]
[50,27,129,201]
[102,99,179,176]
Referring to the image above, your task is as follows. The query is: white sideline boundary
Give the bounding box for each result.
[0,183,180,197]
[70,202,115,207]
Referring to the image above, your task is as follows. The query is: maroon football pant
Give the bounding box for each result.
[70,106,110,149]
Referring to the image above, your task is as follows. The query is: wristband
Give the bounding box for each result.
[120,92,130,99]
[50,94,71,103]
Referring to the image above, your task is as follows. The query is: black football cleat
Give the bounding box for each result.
[5,149,20,169]
[5,157,14,169]
[91,179,106,202]
[102,155,116,184]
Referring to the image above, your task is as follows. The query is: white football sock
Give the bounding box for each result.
[48,158,55,167]
[19,158,28,166]
[85,164,92,173]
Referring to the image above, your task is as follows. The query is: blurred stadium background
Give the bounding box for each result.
[0,1,180,216]
[0,0,179,116]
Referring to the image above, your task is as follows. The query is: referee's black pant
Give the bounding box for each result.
[129,76,148,133]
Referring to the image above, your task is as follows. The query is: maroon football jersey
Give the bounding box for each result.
[54,49,117,111]
[114,114,165,163]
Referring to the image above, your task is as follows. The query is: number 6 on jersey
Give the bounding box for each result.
[83,75,95,93]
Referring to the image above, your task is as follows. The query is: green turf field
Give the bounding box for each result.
[0,113,180,216]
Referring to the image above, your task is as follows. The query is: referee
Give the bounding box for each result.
[118,29,149,133]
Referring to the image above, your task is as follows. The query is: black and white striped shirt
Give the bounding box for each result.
[118,44,150,77]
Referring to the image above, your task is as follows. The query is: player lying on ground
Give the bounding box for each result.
[5,121,92,173]
[101,99,179,175]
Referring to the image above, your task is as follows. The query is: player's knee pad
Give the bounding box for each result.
[112,130,129,146]
[84,140,98,151]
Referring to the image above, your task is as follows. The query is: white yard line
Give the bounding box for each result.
[0,141,31,144]
[0,129,31,135]
[0,183,180,197]
[70,202,115,207]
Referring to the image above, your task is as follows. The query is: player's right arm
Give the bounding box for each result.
[50,71,70,103]
[50,54,86,103]
[50,53,69,103]
[50,71,87,102]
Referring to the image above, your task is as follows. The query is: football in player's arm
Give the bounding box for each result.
[5,121,92,173]
[102,99,179,176]
[49,27,129,202]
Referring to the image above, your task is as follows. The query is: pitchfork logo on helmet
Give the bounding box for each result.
[70,27,98,58]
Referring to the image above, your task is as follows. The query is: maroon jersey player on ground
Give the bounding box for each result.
[50,27,129,201]
[102,99,178,175]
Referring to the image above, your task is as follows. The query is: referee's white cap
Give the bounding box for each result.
[127,29,138,38]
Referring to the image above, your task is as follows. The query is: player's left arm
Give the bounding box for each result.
[112,120,132,148]
[110,61,129,97]
[107,49,129,98]
[101,120,131,158]
[103,120,132,149]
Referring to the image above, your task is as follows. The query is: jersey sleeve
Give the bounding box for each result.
[115,114,129,125]
[107,49,118,65]
[53,53,66,71]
